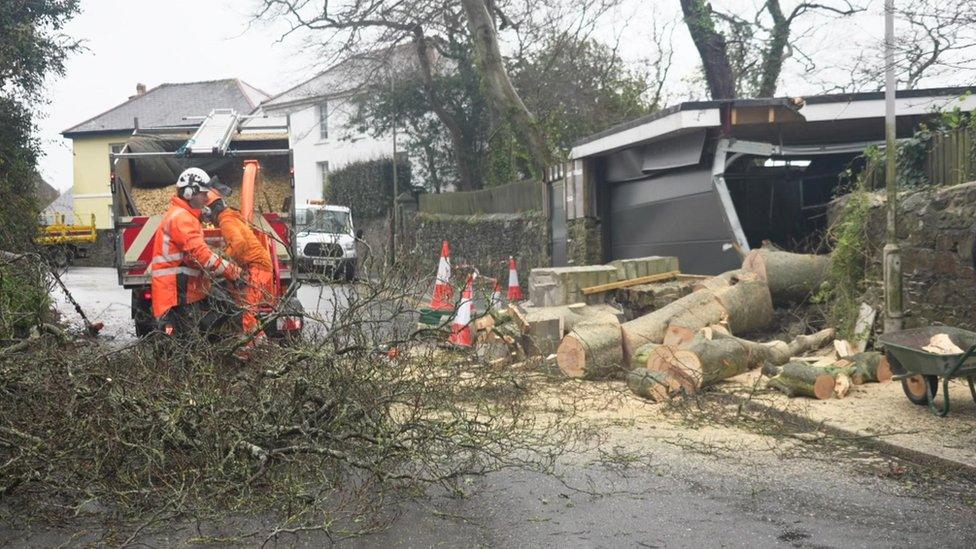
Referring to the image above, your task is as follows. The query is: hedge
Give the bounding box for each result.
[324,157,412,219]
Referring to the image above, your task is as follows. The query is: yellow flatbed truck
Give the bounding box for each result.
[35,213,97,267]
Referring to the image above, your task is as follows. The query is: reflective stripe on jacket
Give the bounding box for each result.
[151,196,240,318]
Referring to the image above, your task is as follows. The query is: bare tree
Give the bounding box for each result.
[836,0,976,91]
[679,0,864,99]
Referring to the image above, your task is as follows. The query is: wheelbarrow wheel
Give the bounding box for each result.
[902,374,939,406]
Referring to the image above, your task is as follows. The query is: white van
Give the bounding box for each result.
[294,201,360,281]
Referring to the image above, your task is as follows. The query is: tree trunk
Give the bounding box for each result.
[691,269,749,292]
[757,0,789,97]
[620,288,723,365]
[833,351,893,384]
[679,0,736,99]
[712,279,773,335]
[556,321,624,379]
[639,328,836,399]
[627,369,676,401]
[460,0,551,178]
[767,361,836,400]
[741,246,830,305]
[413,31,480,190]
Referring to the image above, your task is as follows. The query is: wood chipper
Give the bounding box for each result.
[109,109,304,338]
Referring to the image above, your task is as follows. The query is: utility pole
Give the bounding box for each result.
[883,0,903,333]
[389,63,399,266]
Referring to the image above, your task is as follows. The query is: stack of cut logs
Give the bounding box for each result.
[546,244,892,401]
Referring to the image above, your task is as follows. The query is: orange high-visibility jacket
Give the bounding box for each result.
[151,196,241,318]
[217,208,273,272]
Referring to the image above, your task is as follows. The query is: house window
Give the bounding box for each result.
[318,161,330,194]
[318,101,328,139]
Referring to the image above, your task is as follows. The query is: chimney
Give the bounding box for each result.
[129,83,147,99]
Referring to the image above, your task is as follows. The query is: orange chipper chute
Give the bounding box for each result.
[240,159,260,224]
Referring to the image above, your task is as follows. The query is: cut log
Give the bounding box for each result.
[626,369,675,401]
[712,279,773,335]
[741,246,830,305]
[833,351,892,383]
[767,361,836,400]
[620,288,724,365]
[631,342,662,371]
[692,269,747,292]
[833,373,852,398]
[833,339,854,358]
[556,321,624,379]
[644,328,838,395]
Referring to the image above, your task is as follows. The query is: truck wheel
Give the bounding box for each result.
[131,289,155,338]
[344,261,356,283]
[135,321,155,338]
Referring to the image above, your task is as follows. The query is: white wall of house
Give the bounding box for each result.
[273,96,396,206]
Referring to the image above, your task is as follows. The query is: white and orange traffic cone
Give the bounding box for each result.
[449,274,475,347]
[430,240,453,311]
[490,279,503,311]
[506,256,523,302]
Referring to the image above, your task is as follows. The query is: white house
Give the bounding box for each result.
[260,56,405,206]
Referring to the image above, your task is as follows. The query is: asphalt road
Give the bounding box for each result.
[28,267,976,547]
[51,266,352,341]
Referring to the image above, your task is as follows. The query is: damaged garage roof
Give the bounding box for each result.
[572,87,976,159]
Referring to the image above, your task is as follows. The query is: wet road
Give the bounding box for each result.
[52,266,353,341]
[29,267,976,547]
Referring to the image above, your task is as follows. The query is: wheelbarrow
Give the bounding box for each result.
[877,326,976,417]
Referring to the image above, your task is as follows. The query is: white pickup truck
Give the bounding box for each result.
[294,201,361,281]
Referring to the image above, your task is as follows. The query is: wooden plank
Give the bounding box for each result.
[581,270,680,295]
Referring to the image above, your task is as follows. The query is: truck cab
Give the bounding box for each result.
[294,201,359,281]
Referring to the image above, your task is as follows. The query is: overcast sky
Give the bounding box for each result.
[36,0,889,192]
[36,0,318,191]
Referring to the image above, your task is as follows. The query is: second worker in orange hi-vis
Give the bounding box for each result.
[204,191,275,339]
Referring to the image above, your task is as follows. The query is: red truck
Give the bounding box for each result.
[110,110,304,338]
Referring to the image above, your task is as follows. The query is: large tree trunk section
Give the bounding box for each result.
[460,0,551,177]
[627,369,675,401]
[639,328,837,399]
[767,361,836,400]
[620,289,723,365]
[692,269,749,292]
[833,351,892,384]
[712,279,773,335]
[741,247,830,305]
[556,321,624,379]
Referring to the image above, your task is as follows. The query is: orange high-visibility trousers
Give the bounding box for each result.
[239,266,275,334]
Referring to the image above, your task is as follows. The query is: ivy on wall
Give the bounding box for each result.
[324,158,412,219]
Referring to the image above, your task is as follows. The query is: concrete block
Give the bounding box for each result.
[528,265,618,306]
[606,256,680,281]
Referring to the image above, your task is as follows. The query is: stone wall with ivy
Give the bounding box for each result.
[402,211,548,285]
[566,218,602,266]
[829,181,976,332]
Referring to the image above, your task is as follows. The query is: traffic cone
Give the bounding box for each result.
[506,256,523,301]
[430,240,453,311]
[449,274,474,347]
[490,279,503,310]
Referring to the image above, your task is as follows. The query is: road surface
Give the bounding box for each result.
[25,267,976,547]
[51,266,352,341]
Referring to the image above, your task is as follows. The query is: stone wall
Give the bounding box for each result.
[404,211,548,283]
[566,217,602,266]
[836,181,976,330]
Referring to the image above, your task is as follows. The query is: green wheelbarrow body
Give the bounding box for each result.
[877,326,976,417]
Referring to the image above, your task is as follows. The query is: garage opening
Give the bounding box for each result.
[724,152,865,254]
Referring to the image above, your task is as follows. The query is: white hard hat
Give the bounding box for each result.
[176,168,212,200]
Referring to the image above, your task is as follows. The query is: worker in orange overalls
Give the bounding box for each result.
[152,168,242,335]
[203,189,275,342]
